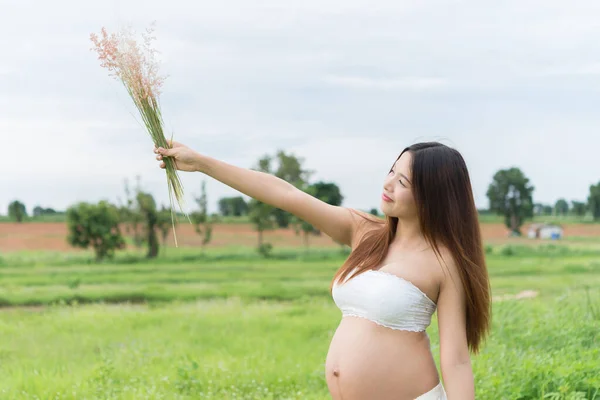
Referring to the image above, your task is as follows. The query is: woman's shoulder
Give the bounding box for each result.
[347,208,385,250]
[348,208,385,223]
[425,244,461,285]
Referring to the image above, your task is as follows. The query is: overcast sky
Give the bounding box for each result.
[2,0,600,215]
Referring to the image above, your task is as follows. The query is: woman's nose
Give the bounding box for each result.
[383,180,393,193]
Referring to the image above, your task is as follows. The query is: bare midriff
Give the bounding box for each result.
[325,316,440,400]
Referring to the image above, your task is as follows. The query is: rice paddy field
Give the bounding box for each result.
[0,222,599,399]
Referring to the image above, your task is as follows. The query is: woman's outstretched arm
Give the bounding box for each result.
[155,142,367,247]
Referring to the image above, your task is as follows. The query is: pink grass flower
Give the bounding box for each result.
[90,23,165,105]
[90,23,186,246]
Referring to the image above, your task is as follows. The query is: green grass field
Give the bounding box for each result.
[1,243,599,399]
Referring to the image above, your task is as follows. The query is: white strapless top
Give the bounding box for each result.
[332,269,437,332]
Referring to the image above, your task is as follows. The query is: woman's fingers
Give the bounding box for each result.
[160,162,166,169]
[156,154,162,161]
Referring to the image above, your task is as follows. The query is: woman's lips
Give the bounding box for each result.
[382,193,393,202]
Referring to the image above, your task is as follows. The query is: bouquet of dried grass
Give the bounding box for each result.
[90,23,186,246]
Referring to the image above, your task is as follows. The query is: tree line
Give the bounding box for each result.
[6,158,600,261]
[5,150,343,261]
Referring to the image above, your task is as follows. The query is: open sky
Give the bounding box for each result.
[2,0,600,215]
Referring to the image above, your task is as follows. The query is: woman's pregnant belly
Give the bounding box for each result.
[325,316,440,400]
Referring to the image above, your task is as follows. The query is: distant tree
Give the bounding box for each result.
[32,206,57,217]
[248,155,276,256]
[486,168,534,235]
[311,182,343,206]
[542,205,553,216]
[571,201,587,217]
[554,199,569,216]
[190,181,213,253]
[534,202,555,216]
[118,177,144,248]
[290,186,319,252]
[8,200,27,223]
[306,181,344,235]
[249,199,275,257]
[156,205,177,254]
[218,196,248,217]
[271,150,314,228]
[369,208,380,217]
[588,182,600,221]
[291,181,345,251]
[136,191,160,259]
[66,201,125,261]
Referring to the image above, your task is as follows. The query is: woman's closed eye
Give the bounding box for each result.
[391,169,406,186]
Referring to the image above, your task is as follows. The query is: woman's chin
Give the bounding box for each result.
[380,203,399,218]
[381,199,393,209]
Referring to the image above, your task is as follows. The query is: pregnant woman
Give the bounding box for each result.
[154,141,491,400]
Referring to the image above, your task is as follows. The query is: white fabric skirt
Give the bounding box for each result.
[414,382,447,400]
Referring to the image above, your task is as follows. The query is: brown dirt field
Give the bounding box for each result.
[0,222,339,252]
[0,222,598,252]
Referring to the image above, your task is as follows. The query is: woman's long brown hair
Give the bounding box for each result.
[330,142,491,353]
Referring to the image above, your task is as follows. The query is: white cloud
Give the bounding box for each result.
[323,76,447,91]
[537,62,600,77]
[2,0,600,216]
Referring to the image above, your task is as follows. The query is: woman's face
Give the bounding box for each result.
[381,151,417,218]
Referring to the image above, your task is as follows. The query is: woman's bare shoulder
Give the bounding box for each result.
[426,244,460,283]
[348,209,385,249]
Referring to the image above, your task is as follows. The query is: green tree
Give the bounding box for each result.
[291,182,345,251]
[486,168,534,235]
[248,156,276,256]
[66,201,125,261]
[156,205,177,254]
[554,199,569,216]
[190,181,213,253]
[292,217,316,251]
[310,182,343,208]
[8,200,27,223]
[118,177,144,248]
[271,150,314,228]
[571,201,587,217]
[218,196,248,217]
[136,191,160,259]
[290,186,319,252]
[32,206,57,217]
[588,182,600,221]
[249,199,275,257]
